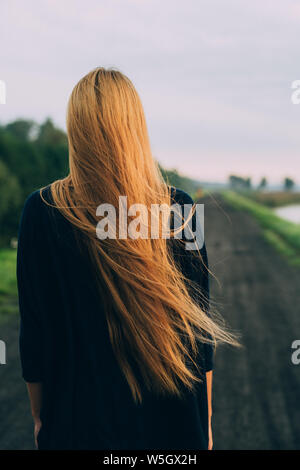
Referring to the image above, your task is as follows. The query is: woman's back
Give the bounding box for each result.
[17,184,213,450]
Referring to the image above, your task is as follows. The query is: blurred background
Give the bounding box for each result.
[1,0,300,449]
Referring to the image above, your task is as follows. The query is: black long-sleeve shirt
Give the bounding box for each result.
[17,185,214,450]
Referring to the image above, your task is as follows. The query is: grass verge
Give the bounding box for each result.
[221,191,300,265]
[0,249,18,322]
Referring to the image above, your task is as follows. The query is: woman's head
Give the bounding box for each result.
[48,67,238,403]
[66,67,161,207]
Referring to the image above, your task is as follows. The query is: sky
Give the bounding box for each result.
[1,0,300,184]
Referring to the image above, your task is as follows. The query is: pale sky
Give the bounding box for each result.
[1,0,300,184]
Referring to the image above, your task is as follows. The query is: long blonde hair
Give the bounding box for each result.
[47,67,237,403]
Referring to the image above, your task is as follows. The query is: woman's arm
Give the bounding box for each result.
[26,382,43,448]
[206,370,213,450]
[17,193,45,447]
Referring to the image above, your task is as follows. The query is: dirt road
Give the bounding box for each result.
[0,315,34,449]
[0,195,300,449]
[205,195,300,449]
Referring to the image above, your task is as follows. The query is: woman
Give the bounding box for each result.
[17,67,236,450]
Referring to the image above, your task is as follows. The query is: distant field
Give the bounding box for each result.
[221,191,300,265]
[247,191,300,208]
[0,249,18,320]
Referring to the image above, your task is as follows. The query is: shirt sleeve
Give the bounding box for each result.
[170,188,215,372]
[17,191,44,382]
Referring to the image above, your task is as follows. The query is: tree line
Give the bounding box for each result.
[229,175,296,192]
[0,119,69,245]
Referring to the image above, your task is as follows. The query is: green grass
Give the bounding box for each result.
[247,190,300,208]
[221,190,300,265]
[0,249,18,320]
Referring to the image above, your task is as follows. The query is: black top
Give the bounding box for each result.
[17,185,214,450]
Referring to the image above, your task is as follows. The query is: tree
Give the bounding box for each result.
[284,177,295,192]
[5,119,35,141]
[0,119,69,245]
[0,160,22,242]
[245,177,252,189]
[229,175,252,191]
[258,177,267,190]
[37,118,68,146]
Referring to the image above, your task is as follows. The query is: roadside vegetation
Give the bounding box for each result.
[0,249,18,321]
[221,190,300,266]
[246,191,300,208]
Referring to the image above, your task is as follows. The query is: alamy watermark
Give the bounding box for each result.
[0,80,6,104]
[0,340,6,365]
[291,340,300,365]
[95,197,204,250]
[291,80,300,104]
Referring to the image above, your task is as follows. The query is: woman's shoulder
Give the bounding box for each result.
[19,185,57,237]
[169,186,194,206]
[19,184,76,251]
[22,185,53,211]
